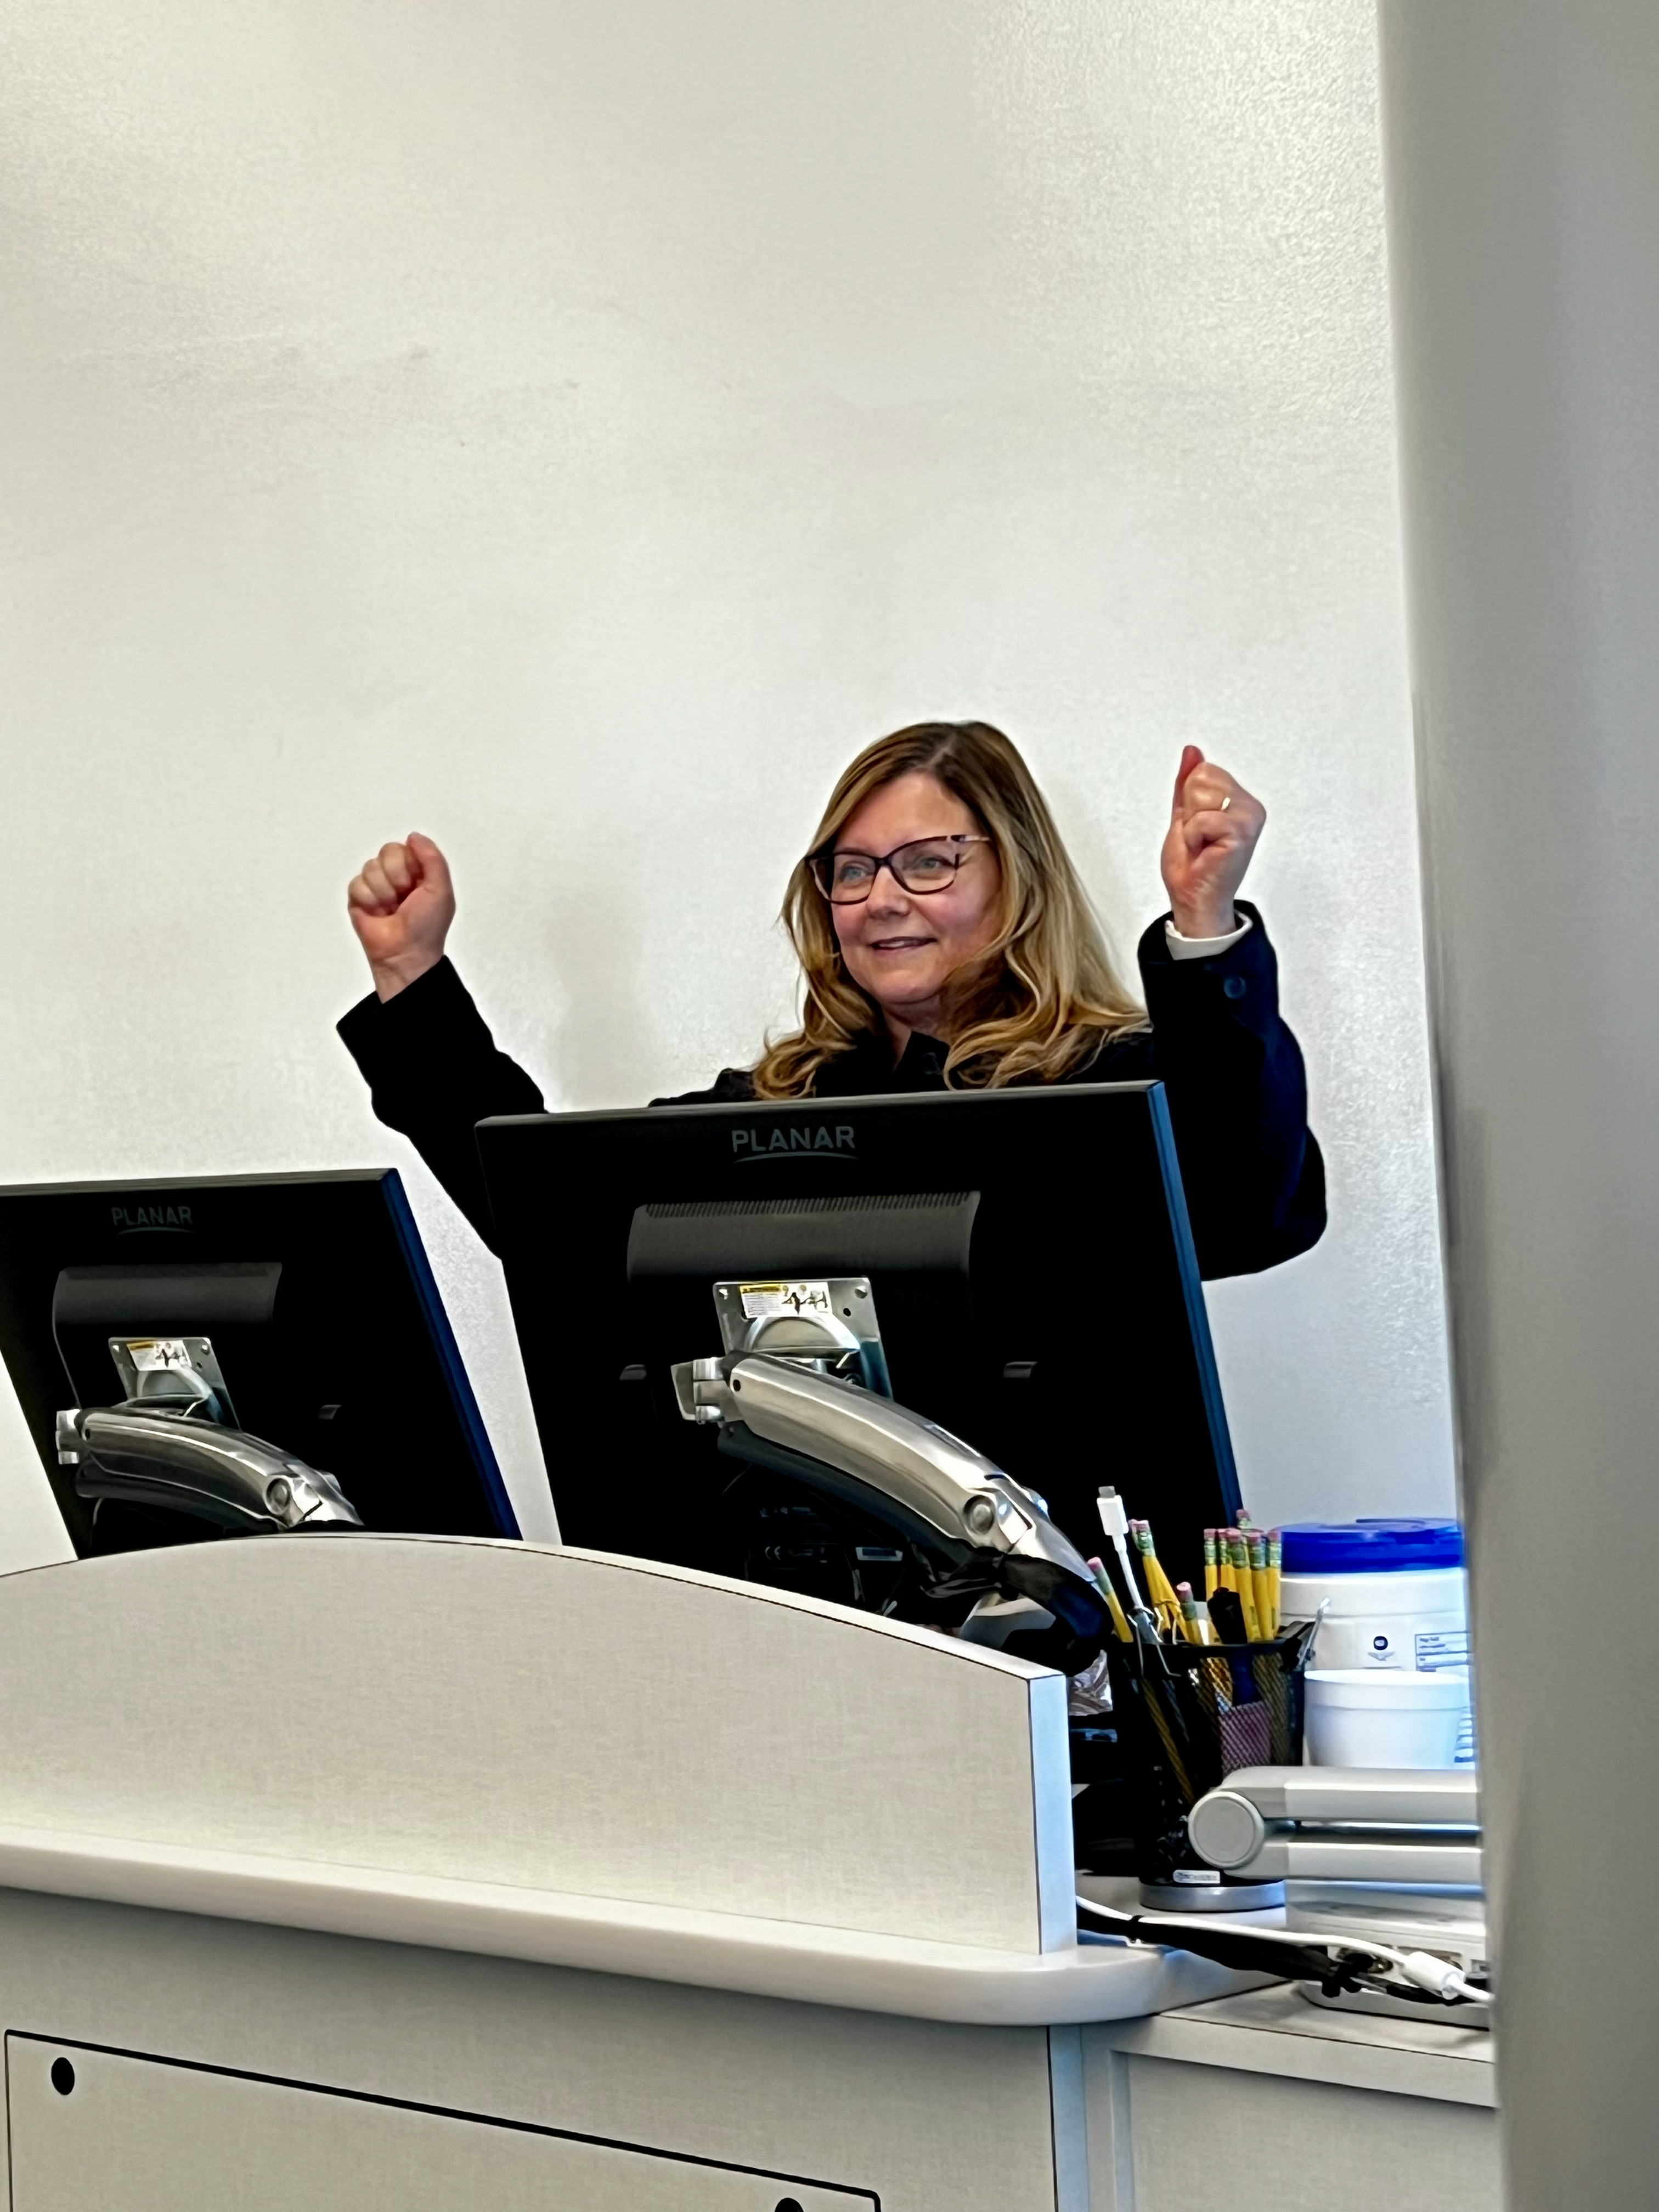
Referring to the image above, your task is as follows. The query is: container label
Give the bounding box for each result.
[1414,1630,1470,1671]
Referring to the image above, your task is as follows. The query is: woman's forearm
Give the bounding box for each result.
[337,960,545,1250]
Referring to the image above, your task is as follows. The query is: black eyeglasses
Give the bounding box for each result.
[808,834,992,905]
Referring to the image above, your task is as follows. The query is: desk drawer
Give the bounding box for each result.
[7,2034,874,2211]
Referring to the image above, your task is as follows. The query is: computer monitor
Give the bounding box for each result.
[477,1082,1240,1609]
[0,1170,517,1555]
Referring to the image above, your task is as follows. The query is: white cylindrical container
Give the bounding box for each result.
[1304,1669,1469,1770]
[1279,1520,1474,1763]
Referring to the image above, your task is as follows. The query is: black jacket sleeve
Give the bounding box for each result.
[336,959,544,1246]
[1134,902,1326,1276]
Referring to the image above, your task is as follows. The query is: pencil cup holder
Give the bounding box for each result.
[1105,1623,1318,1911]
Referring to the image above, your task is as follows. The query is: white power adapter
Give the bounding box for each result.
[1096,1486,1150,1618]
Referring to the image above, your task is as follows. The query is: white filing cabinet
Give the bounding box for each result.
[1085,1985,1501,2212]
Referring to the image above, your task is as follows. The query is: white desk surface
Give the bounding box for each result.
[0,1820,1266,2029]
[1099,1980,1498,2107]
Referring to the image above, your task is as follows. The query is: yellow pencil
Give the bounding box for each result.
[1249,1531,1273,1644]
[1228,1531,1263,1641]
[1203,1528,1220,1602]
[1133,1522,1183,1615]
[1267,1531,1282,1640]
[1088,1558,1135,1643]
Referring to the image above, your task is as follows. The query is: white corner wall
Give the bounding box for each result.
[0,0,1451,1560]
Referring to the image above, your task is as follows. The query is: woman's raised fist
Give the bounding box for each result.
[1159,746,1266,940]
[346,832,456,1001]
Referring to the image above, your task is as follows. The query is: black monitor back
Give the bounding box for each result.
[478,1082,1239,1592]
[0,1170,516,1555]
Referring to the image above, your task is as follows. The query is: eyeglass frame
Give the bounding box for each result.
[806,832,995,905]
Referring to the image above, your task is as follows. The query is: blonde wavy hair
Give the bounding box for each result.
[751,721,1148,1099]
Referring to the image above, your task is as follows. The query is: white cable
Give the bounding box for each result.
[1095,1487,1149,1615]
[1076,1897,1494,2007]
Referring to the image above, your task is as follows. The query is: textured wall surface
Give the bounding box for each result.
[0,0,1449,1561]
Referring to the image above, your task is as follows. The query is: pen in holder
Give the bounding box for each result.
[1105,1619,1319,1910]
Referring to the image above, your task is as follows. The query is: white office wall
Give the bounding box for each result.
[0,0,1451,1562]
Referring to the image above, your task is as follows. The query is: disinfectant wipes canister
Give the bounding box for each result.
[1278,1520,1474,1765]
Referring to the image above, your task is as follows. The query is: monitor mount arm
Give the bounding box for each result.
[56,1337,362,1536]
[673,1349,1110,1669]
[58,1404,363,1534]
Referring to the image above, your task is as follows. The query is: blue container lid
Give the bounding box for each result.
[1279,1519,1464,1575]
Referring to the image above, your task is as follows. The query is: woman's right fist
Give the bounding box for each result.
[347,833,456,1001]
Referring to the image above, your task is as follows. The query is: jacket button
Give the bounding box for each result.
[1222,975,1246,1000]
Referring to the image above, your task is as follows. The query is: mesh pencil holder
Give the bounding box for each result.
[1104,1620,1319,1910]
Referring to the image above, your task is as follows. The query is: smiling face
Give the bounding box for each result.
[828,770,1003,1048]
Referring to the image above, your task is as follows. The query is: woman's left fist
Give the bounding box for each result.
[1159,746,1266,939]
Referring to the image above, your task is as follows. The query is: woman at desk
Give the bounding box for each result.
[337,720,1324,1278]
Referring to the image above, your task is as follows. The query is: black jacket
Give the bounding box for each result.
[337,901,1325,1278]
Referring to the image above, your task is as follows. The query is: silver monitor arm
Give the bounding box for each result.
[673,1350,1109,1659]
[58,1404,363,1534]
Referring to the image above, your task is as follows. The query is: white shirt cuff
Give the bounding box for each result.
[1164,913,1254,962]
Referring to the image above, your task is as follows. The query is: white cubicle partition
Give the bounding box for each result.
[0,1533,1078,1961]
